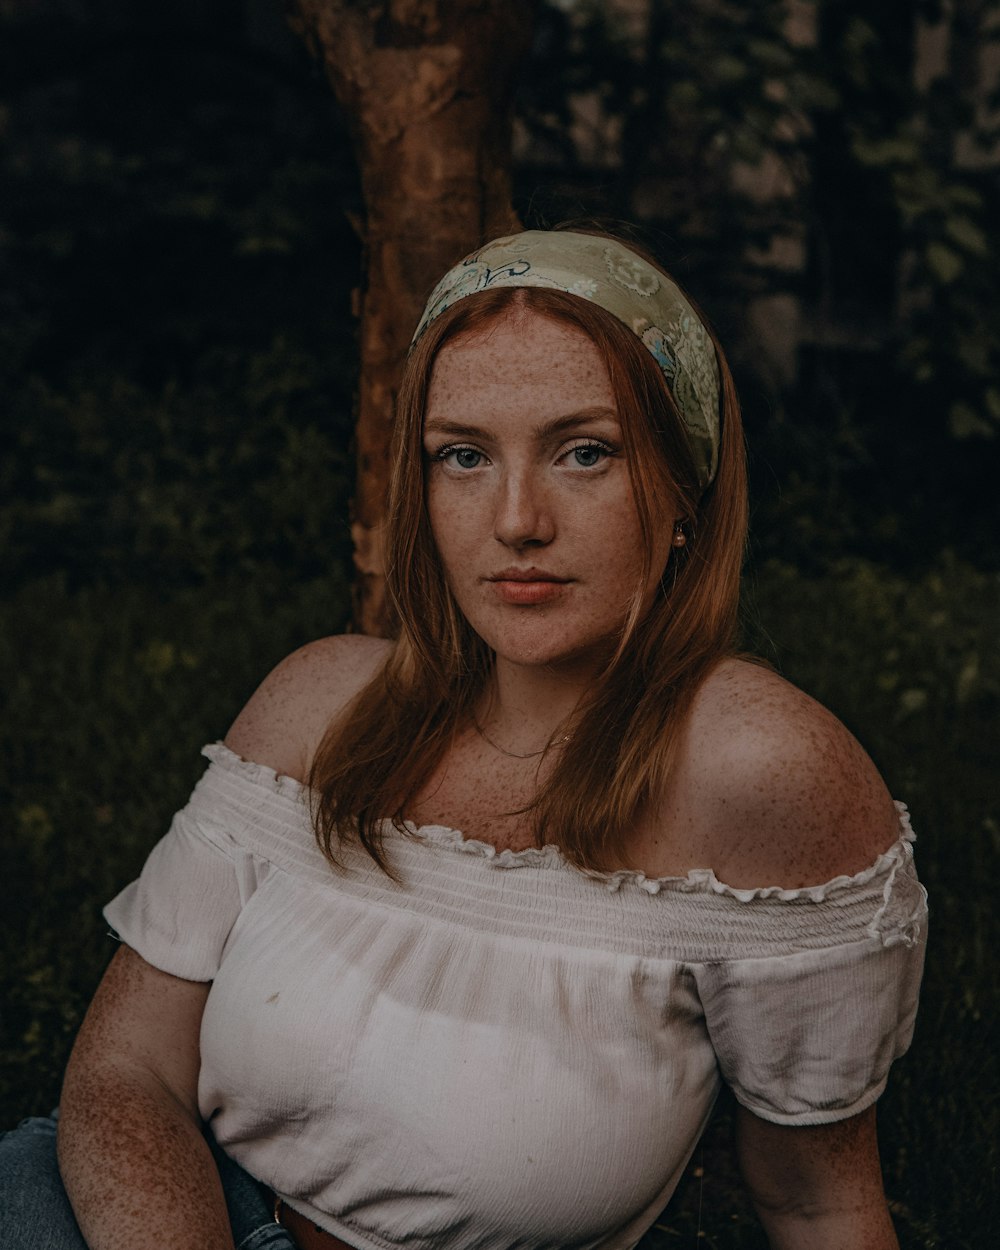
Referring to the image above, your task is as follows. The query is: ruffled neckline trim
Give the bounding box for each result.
[203,741,916,902]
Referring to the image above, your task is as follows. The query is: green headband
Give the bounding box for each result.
[412,230,721,489]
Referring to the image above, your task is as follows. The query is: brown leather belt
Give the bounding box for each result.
[273,1195,357,1250]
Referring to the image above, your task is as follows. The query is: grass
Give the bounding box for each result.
[2,554,997,1246]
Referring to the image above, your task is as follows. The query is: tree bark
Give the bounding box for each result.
[285,0,534,635]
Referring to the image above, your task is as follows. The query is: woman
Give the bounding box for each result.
[3,229,926,1249]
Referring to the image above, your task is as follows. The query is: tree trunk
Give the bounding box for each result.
[285,0,534,635]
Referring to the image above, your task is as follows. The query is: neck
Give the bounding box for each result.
[478,655,600,749]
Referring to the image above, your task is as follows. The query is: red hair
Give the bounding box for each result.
[310,251,748,873]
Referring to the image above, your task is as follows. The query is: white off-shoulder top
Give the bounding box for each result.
[104,744,927,1250]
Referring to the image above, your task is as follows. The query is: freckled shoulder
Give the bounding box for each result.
[224,634,393,785]
[678,658,901,890]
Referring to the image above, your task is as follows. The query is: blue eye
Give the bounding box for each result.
[453,448,482,469]
[564,441,613,468]
[433,445,483,469]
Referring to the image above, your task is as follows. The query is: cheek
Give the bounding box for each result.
[428,471,491,533]
[427,486,473,580]
[601,509,669,607]
[600,501,649,568]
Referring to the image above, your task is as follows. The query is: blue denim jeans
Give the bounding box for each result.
[0,1111,296,1249]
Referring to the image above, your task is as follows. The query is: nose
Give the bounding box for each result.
[493,468,555,549]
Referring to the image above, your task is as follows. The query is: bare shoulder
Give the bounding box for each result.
[224,633,392,784]
[678,657,901,889]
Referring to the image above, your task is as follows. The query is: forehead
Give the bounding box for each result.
[424,312,615,419]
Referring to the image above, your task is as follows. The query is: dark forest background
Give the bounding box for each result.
[1,1,998,1246]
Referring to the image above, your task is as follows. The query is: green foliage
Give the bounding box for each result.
[523,0,810,273]
[2,340,354,590]
[831,9,1000,448]
[0,17,360,593]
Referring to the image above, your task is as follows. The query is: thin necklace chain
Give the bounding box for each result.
[473,720,571,760]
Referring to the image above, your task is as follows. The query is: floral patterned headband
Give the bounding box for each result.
[412,230,721,489]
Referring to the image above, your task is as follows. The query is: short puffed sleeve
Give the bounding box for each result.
[102,745,301,981]
[688,808,927,1126]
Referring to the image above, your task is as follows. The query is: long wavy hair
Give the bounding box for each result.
[310,239,748,874]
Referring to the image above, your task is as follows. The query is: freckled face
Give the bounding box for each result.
[423,312,674,675]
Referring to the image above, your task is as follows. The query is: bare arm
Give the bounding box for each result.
[55,635,390,1249]
[57,945,234,1250]
[676,663,912,1245]
[737,1104,899,1249]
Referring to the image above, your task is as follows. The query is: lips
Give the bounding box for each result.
[487,567,570,583]
[486,568,572,605]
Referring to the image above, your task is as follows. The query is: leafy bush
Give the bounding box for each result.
[1,20,360,593]
[3,339,354,590]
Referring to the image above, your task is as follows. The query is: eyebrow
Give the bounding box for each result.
[423,406,620,440]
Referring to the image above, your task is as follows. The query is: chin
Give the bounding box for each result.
[456,595,624,674]
[484,626,615,674]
